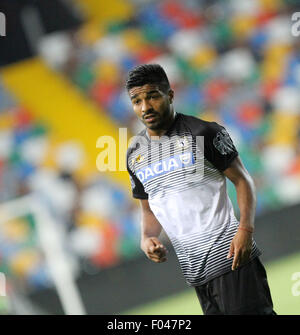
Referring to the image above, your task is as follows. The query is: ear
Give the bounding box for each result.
[168,89,174,104]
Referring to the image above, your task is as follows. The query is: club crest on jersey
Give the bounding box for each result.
[136,152,194,183]
[132,154,145,165]
[176,136,189,149]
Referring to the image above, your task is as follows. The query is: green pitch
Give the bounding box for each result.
[122,252,300,315]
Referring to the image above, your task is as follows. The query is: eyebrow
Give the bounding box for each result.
[130,90,160,100]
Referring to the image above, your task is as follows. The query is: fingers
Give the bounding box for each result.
[146,237,163,250]
[149,244,160,253]
[228,232,252,270]
[231,249,251,270]
[149,237,162,248]
[147,252,167,263]
[149,241,167,255]
[232,250,240,270]
[148,244,168,263]
[150,255,167,263]
[151,245,167,255]
[227,242,234,259]
[142,237,168,263]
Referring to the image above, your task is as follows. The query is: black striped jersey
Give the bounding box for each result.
[126,112,261,287]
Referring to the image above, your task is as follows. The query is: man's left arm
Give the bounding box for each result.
[223,156,256,271]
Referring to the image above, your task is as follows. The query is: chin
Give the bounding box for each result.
[147,122,162,130]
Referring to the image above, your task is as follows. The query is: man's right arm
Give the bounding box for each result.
[140,199,168,263]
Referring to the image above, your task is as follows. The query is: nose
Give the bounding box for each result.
[141,98,153,114]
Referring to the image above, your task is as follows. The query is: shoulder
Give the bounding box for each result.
[178,113,222,137]
[126,128,147,160]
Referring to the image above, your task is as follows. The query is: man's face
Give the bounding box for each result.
[128,84,174,130]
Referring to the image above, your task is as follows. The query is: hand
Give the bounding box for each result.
[227,228,252,270]
[141,237,168,263]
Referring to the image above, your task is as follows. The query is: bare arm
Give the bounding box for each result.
[140,199,168,263]
[223,156,256,270]
[140,199,163,241]
[223,156,256,231]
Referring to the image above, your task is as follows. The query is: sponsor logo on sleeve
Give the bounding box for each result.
[213,129,235,155]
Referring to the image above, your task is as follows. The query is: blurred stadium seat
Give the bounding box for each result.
[36,0,300,212]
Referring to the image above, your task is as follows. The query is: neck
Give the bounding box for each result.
[147,111,176,138]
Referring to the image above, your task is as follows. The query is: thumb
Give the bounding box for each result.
[147,237,159,252]
[150,237,164,251]
[227,242,234,259]
[150,237,161,246]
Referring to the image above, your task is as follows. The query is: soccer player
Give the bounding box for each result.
[125,64,276,315]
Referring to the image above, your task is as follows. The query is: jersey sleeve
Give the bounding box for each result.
[204,123,238,171]
[126,158,149,200]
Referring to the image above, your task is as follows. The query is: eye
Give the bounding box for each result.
[133,99,141,105]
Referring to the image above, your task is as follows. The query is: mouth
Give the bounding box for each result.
[144,114,158,123]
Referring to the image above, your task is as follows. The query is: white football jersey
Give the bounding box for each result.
[127,112,261,286]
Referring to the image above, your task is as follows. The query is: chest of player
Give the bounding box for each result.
[130,135,205,194]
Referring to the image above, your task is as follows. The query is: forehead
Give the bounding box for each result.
[128,84,162,99]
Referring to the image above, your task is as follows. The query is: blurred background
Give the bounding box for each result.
[0,0,300,315]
